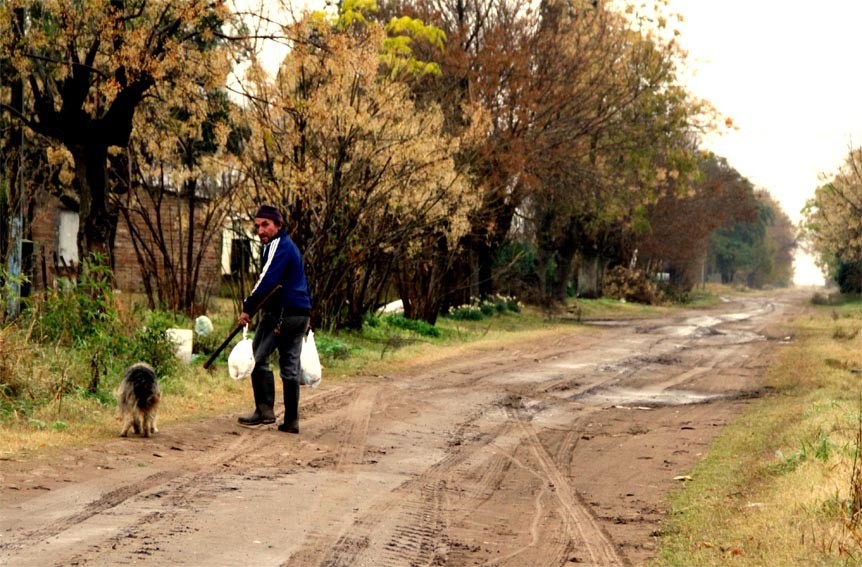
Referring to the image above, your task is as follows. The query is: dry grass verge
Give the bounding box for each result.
[0,301,592,459]
[651,296,862,566]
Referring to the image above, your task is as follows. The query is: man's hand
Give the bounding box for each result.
[238,311,252,327]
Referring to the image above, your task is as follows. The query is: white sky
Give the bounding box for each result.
[667,0,862,285]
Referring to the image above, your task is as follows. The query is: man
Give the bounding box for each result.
[238,205,311,433]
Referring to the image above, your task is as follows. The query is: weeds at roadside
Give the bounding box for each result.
[772,431,835,474]
[650,294,862,567]
[0,289,536,455]
[832,326,860,340]
[847,401,862,529]
[1,285,724,459]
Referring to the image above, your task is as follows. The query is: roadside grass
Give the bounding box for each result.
[650,296,862,566]
[0,296,590,458]
[566,297,670,320]
[569,283,739,321]
[0,286,725,459]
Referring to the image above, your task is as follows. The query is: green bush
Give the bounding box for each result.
[17,257,183,398]
[0,266,27,323]
[315,334,351,360]
[382,314,441,337]
[193,330,222,356]
[447,304,483,320]
[836,259,862,294]
[126,309,181,378]
[446,295,521,321]
[31,256,120,345]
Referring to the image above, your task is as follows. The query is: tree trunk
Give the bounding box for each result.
[71,143,117,268]
[2,6,26,318]
[476,240,495,298]
[548,244,577,302]
[395,233,454,325]
[577,253,604,298]
[534,210,580,305]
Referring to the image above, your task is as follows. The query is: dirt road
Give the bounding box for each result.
[0,291,806,566]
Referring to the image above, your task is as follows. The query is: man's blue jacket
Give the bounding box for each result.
[242,229,311,318]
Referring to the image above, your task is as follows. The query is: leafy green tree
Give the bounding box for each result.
[707,189,795,288]
[709,201,770,284]
[755,191,796,287]
[801,146,862,290]
[636,154,758,292]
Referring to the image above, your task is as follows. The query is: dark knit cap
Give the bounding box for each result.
[255,205,284,226]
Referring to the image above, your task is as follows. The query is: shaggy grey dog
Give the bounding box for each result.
[117,362,160,438]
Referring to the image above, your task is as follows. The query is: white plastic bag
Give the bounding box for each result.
[228,325,255,381]
[194,315,214,337]
[299,330,322,388]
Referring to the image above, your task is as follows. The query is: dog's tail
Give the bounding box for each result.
[143,393,160,409]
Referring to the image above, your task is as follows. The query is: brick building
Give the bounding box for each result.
[28,192,225,303]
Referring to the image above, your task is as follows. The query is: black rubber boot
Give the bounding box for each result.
[238,408,275,425]
[278,379,300,433]
[238,369,276,425]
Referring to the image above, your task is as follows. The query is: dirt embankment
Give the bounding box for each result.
[0,291,805,566]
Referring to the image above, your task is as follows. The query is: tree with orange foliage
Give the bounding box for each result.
[236,6,472,329]
[0,0,235,269]
[380,0,702,306]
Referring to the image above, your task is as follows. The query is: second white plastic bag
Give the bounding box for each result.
[227,325,255,381]
[299,330,322,388]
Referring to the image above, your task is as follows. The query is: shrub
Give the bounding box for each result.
[811,292,831,305]
[836,260,862,294]
[126,309,181,378]
[479,302,495,316]
[491,294,522,313]
[193,330,222,356]
[382,314,441,337]
[446,295,521,320]
[0,267,27,324]
[30,257,120,345]
[603,266,663,305]
[315,334,351,360]
[447,303,483,320]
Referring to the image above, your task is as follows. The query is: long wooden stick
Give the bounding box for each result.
[203,285,282,369]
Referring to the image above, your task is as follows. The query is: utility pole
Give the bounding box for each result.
[4,6,26,318]
[6,165,22,318]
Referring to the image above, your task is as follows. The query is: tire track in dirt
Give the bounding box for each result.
[503,408,623,566]
[333,385,378,473]
[284,400,514,566]
[277,384,385,566]
[0,430,272,564]
[0,386,355,565]
[569,298,781,409]
[305,489,448,567]
[0,424,262,554]
[0,470,180,553]
[1,291,807,567]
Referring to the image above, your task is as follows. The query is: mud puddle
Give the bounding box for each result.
[574,386,727,407]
